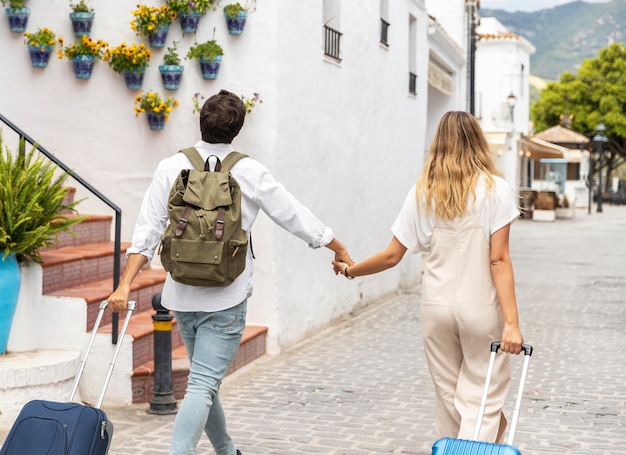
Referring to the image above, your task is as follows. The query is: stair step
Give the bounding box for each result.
[47,268,167,330]
[48,214,113,249]
[131,325,268,404]
[97,310,184,370]
[41,241,131,294]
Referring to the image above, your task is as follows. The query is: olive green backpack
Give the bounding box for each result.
[160,148,249,287]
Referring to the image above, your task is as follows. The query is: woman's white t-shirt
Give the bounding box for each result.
[391,175,520,253]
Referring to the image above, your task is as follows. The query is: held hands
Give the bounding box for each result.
[332,259,350,277]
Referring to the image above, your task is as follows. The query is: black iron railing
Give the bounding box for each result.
[409,72,418,95]
[324,25,342,61]
[0,113,123,344]
[380,18,390,46]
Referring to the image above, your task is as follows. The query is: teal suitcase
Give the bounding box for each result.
[431,342,533,455]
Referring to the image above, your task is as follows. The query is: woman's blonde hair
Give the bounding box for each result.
[416,111,502,220]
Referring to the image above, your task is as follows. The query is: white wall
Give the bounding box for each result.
[1,1,459,355]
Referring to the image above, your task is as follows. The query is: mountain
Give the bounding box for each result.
[480,0,626,80]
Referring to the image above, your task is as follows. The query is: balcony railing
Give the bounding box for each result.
[409,72,418,95]
[380,18,390,46]
[324,25,342,61]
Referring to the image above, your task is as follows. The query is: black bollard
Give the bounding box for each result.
[148,292,178,414]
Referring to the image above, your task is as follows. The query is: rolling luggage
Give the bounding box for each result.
[0,300,136,455]
[431,341,533,455]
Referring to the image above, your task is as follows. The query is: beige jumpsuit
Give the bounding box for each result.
[420,198,510,442]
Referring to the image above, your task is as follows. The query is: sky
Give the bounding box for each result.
[480,0,610,12]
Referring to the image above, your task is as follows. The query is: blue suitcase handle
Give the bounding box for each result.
[491,341,533,356]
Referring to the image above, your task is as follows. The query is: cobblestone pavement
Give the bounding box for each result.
[4,205,626,454]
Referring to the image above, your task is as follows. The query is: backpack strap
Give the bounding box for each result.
[221,151,248,172]
[179,147,205,171]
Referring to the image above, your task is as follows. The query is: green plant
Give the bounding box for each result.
[166,0,213,15]
[192,92,205,114]
[134,90,179,121]
[186,39,223,61]
[23,27,58,50]
[69,0,92,13]
[163,41,181,65]
[241,92,262,113]
[57,34,108,59]
[0,133,84,263]
[221,0,255,16]
[104,42,151,73]
[131,4,174,37]
[1,0,27,9]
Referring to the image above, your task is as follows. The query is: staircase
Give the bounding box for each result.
[41,188,267,404]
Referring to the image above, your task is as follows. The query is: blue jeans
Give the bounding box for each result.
[170,300,247,455]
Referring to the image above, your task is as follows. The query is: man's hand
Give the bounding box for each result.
[107,284,131,313]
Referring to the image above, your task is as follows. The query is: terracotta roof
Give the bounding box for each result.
[535,125,590,144]
[478,32,521,41]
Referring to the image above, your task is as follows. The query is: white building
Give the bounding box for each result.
[475,16,536,190]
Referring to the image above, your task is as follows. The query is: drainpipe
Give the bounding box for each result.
[466,1,477,115]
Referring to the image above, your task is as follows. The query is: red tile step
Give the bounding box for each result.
[49,214,113,249]
[131,325,268,404]
[41,242,131,294]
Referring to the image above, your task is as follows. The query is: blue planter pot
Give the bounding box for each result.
[5,7,29,33]
[28,44,53,68]
[72,54,95,79]
[198,55,222,80]
[0,254,22,355]
[178,11,201,34]
[148,24,170,48]
[224,10,248,35]
[122,68,146,89]
[69,11,94,37]
[146,112,165,130]
[159,64,184,90]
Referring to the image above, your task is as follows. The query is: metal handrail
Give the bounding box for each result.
[0,112,122,344]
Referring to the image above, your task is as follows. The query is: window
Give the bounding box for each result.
[323,0,342,61]
[408,15,417,94]
[380,0,390,45]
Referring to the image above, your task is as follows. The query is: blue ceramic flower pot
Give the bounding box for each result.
[5,7,29,33]
[28,44,53,68]
[178,11,201,34]
[146,112,165,130]
[72,54,95,79]
[122,68,146,89]
[148,24,169,48]
[224,10,248,35]
[0,254,21,354]
[159,64,184,90]
[198,55,222,80]
[69,11,94,37]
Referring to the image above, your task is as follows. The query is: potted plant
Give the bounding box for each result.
[187,39,223,79]
[69,0,94,37]
[222,2,253,35]
[159,41,184,90]
[131,4,175,48]
[23,27,59,68]
[166,0,213,33]
[0,133,83,354]
[57,34,108,79]
[104,42,152,89]
[134,90,179,130]
[1,0,29,33]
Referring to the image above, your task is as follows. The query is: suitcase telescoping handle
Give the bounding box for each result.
[472,341,533,446]
[68,300,136,408]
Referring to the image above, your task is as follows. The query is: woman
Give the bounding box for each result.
[332,111,523,442]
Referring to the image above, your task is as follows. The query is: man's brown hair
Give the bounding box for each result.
[200,89,246,143]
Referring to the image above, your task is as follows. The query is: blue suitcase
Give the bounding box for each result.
[431,342,533,455]
[0,301,136,455]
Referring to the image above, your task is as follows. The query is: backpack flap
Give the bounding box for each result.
[182,171,233,210]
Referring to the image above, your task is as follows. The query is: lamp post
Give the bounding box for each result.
[593,122,608,213]
[507,93,517,126]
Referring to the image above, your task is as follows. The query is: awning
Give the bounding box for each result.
[518,135,569,160]
[484,131,509,155]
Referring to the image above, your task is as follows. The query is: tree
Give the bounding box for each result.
[531,43,626,193]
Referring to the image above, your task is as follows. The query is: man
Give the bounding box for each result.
[107,89,352,455]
